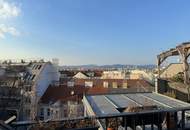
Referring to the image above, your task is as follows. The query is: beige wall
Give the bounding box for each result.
[101,71,126,79]
[160,63,190,79]
[130,73,142,79]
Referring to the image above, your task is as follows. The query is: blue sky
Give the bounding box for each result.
[1,0,190,65]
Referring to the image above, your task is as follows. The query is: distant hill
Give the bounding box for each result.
[59,64,156,70]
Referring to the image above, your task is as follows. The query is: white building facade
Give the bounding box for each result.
[22,62,60,120]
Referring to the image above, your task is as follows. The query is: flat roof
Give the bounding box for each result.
[85,92,190,116]
[86,95,120,115]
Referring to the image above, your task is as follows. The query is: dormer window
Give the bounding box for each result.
[38,65,42,70]
[35,65,39,69]
[31,74,36,80]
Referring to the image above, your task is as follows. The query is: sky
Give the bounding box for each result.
[1,0,190,65]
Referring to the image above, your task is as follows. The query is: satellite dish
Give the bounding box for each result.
[71,91,74,95]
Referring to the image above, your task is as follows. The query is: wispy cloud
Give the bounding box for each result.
[0,24,20,38]
[0,0,20,19]
[0,0,21,39]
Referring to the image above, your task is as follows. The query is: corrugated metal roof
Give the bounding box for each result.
[86,96,120,116]
[85,93,190,116]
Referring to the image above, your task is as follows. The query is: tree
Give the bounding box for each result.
[171,73,184,83]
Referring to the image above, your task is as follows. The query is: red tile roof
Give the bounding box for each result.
[72,79,153,88]
[59,70,103,78]
[40,79,153,104]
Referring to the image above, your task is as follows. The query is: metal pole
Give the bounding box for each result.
[174,112,178,130]
[158,113,162,130]
[123,116,127,130]
[181,111,185,130]
[142,119,145,130]
[151,113,154,130]
[166,112,170,130]
[105,118,108,130]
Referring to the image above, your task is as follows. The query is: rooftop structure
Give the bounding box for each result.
[84,92,190,116]
[10,92,190,130]
[157,42,190,102]
[157,42,190,87]
[83,92,190,130]
[160,63,186,79]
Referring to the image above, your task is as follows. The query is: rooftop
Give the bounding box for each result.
[40,81,154,104]
[84,92,190,116]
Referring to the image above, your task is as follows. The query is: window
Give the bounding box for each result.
[51,110,53,115]
[28,86,32,91]
[123,82,128,88]
[35,65,39,70]
[27,74,31,80]
[32,65,36,69]
[112,82,118,88]
[25,97,31,103]
[103,81,108,88]
[47,108,50,116]
[38,65,42,70]
[31,75,36,80]
[25,86,31,91]
[40,108,44,116]
[67,81,74,87]
[26,109,30,116]
[85,81,93,87]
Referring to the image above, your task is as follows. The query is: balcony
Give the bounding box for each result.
[10,107,190,130]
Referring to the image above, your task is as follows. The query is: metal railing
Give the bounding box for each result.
[10,107,190,130]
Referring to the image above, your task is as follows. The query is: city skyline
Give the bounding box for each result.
[1,0,190,65]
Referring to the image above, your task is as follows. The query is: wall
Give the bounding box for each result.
[167,87,188,102]
[157,78,168,94]
[130,70,155,84]
[101,71,126,79]
[25,63,60,121]
[160,63,190,79]
[39,101,84,120]
[0,68,5,76]
[36,63,60,97]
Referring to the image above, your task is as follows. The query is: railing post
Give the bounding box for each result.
[116,117,118,129]
[166,112,170,130]
[124,116,127,130]
[105,118,108,130]
[181,111,185,130]
[174,112,178,130]
[158,113,162,130]
[142,119,145,130]
[151,113,154,130]
[131,115,136,130]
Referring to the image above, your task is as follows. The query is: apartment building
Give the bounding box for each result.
[0,61,60,121]
[22,62,60,120]
[101,70,126,79]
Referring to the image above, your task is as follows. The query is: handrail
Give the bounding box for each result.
[11,106,190,127]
